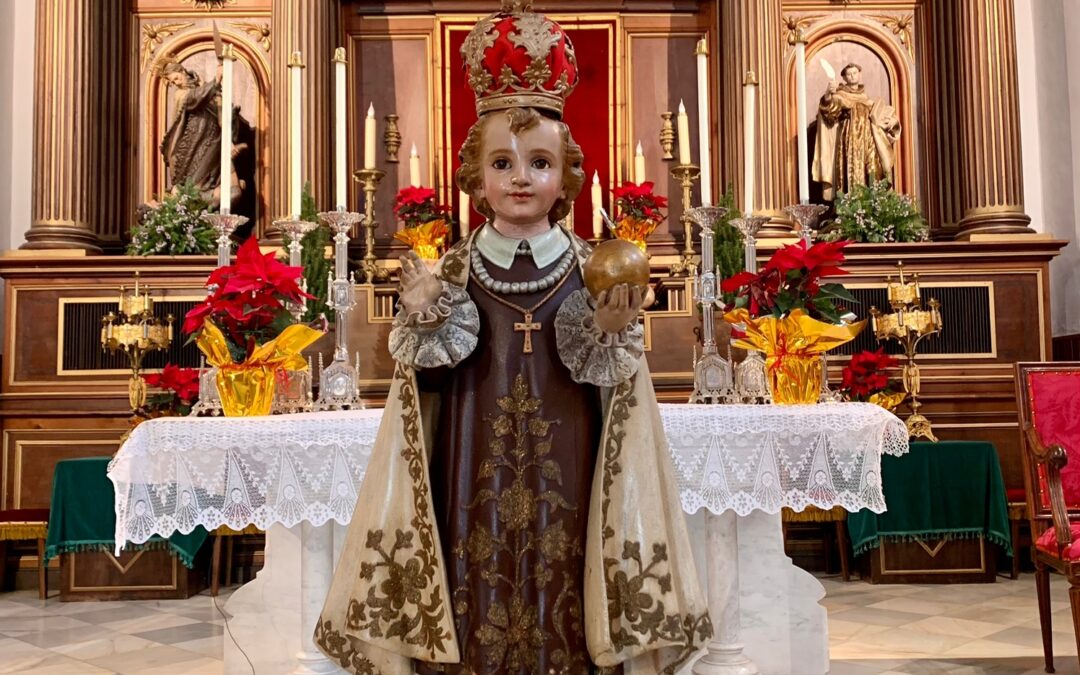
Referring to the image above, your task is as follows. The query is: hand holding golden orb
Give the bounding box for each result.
[583,239,651,299]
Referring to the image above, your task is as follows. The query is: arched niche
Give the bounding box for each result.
[142,29,270,236]
[785,17,917,205]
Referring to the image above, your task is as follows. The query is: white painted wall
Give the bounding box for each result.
[1016,0,1080,337]
[0,0,35,252]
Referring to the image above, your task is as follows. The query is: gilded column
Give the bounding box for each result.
[954,0,1032,237]
[720,0,793,236]
[23,0,102,252]
[269,0,338,241]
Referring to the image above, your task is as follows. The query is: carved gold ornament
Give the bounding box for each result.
[141,22,193,73]
[231,21,271,52]
[870,13,915,61]
[179,0,236,9]
[782,14,824,45]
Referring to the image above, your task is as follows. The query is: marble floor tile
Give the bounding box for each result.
[865,596,965,617]
[131,620,223,645]
[830,605,933,627]
[98,611,201,635]
[173,635,226,659]
[84,643,207,674]
[48,633,157,661]
[983,625,1079,653]
[904,615,1012,640]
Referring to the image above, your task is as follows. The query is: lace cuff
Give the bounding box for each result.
[388,282,480,369]
[554,288,644,387]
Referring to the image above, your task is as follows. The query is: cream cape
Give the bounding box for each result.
[315,232,712,674]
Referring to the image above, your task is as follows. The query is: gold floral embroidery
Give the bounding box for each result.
[451,373,588,673]
[315,617,380,674]
[437,237,470,288]
[600,375,714,674]
[345,365,454,657]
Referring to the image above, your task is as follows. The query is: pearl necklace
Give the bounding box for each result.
[471,245,575,295]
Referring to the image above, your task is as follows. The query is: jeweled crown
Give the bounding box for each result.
[461,1,578,118]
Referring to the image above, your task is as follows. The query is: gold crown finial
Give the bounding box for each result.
[500,0,532,12]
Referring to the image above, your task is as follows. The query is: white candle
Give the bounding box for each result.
[458,191,470,238]
[289,51,303,219]
[634,141,646,184]
[794,40,809,204]
[219,44,234,213]
[409,144,421,187]
[334,47,347,210]
[743,71,757,216]
[696,38,712,206]
[363,103,376,170]
[591,171,603,238]
[677,100,692,166]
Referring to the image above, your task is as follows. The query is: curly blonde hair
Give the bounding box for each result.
[455,108,584,224]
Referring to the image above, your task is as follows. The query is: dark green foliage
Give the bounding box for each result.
[128,180,217,256]
[712,185,744,303]
[282,183,334,323]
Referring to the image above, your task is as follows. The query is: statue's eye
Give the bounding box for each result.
[492,158,511,170]
[532,158,551,170]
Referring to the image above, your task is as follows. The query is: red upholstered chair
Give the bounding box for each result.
[1016,362,1080,673]
[0,509,49,599]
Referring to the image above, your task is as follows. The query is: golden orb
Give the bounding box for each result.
[583,239,651,298]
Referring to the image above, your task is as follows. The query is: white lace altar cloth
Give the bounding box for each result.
[662,402,909,516]
[110,403,906,551]
[109,409,382,553]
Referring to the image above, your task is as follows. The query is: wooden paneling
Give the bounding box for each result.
[2,427,125,510]
[866,537,998,584]
[60,548,206,601]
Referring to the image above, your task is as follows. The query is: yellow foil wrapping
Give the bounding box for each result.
[725,308,865,405]
[612,217,660,253]
[869,391,906,412]
[195,320,323,417]
[393,219,450,260]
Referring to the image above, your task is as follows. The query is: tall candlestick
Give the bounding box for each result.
[677,100,692,166]
[634,141,646,184]
[334,47,347,210]
[288,51,304,219]
[458,191,470,239]
[409,144,421,187]
[695,38,712,206]
[743,71,757,215]
[363,103,376,170]
[219,44,234,214]
[591,171,603,238]
[794,39,809,204]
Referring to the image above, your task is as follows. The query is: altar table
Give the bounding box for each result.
[109,403,906,675]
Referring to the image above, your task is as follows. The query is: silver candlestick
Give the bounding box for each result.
[315,209,365,410]
[730,215,770,273]
[783,203,829,246]
[203,212,248,267]
[686,206,736,404]
[277,218,319,322]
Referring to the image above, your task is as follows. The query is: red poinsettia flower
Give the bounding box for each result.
[840,348,899,399]
[217,238,308,302]
[721,238,856,322]
[143,364,200,402]
[613,181,668,224]
[183,299,214,335]
[394,186,436,211]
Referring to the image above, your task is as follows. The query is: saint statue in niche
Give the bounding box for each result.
[158,59,255,217]
[315,3,710,674]
[812,62,901,201]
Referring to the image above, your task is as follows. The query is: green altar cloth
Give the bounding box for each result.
[848,440,1012,557]
[44,457,207,568]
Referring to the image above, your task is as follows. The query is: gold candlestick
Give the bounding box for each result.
[659,112,676,161]
[384,114,401,163]
[101,273,174,410]
[869,262,943,441]
[668,163,700,277]
[354,168,389,284]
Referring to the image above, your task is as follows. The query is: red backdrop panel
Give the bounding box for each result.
[443,20,616,241]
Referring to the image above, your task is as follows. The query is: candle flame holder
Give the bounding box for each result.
[315,209,365,410]
[783,203,830,246]
[100,272,174,410]
[354,168,390,284]
[869,262,943,441]
[668,163,701,277]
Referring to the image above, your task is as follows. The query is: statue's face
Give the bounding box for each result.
[842,67,861,85]
[165,71,187,87]
[477,113,565,227]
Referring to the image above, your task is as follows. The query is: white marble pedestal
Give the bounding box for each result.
[224,522,348,675]
[682,510,829,675]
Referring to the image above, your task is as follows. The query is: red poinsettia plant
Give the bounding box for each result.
[720,239,857,324]
[141,363,200,416]
[613,181,668,224]
[183,237,311,363]
[393,186,450,228]
[839,348,904,409]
